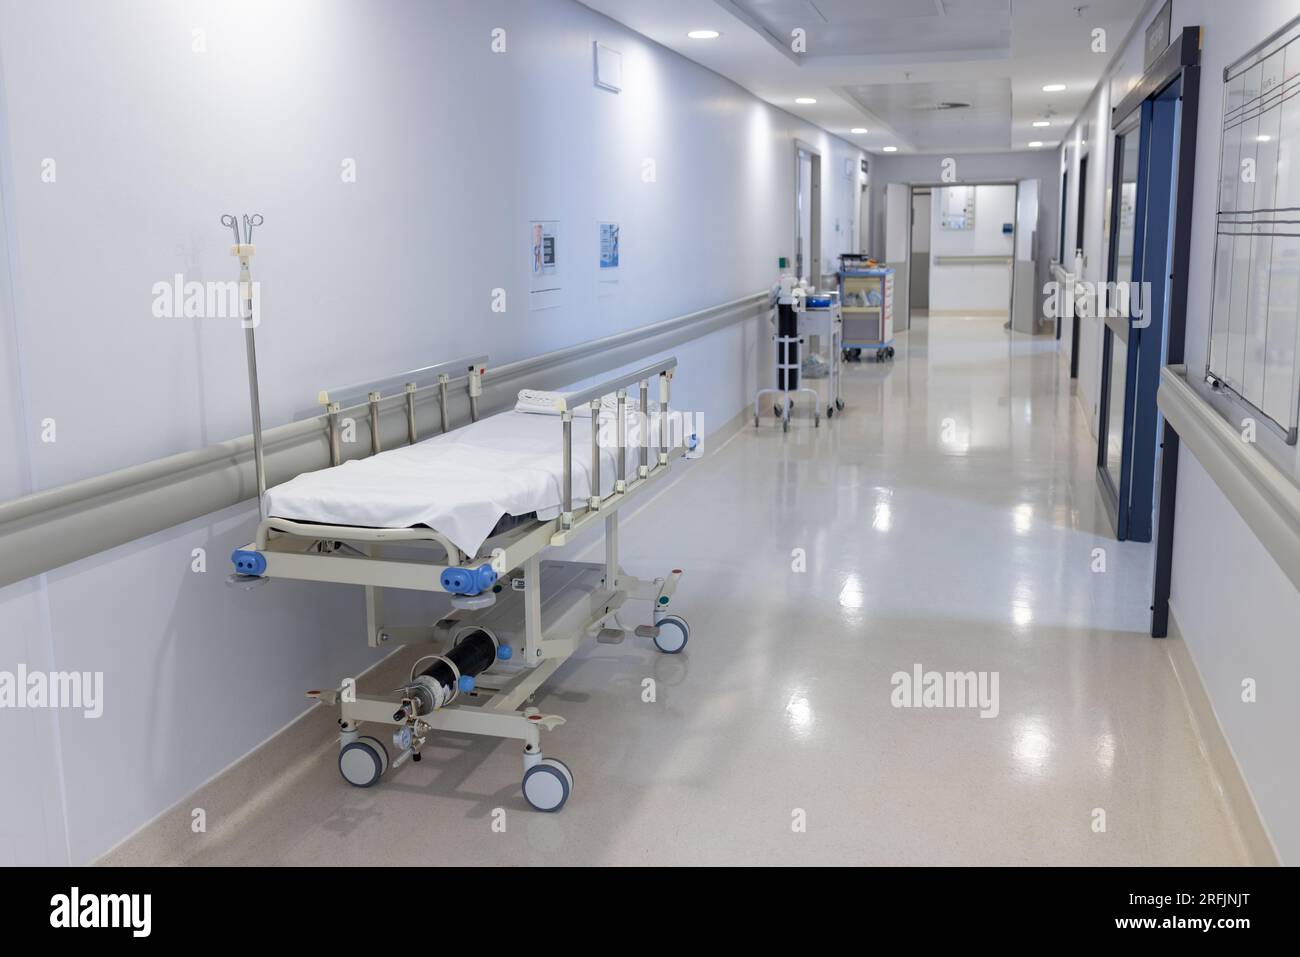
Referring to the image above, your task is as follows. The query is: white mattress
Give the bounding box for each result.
[263,408,659,558]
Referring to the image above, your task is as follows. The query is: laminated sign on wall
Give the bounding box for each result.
[530,220,561,310]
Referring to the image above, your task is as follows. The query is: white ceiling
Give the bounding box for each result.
[579,0,1149,155]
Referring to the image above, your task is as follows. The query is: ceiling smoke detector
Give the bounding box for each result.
[931,101,971,110]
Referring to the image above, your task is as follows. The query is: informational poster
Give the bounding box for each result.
[529,220,561,310]
[599,222,620,270]
[597,221,620,299]
[939,185,975,230]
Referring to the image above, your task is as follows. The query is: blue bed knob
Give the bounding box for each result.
[231,549,267,576]
[457,675,476,694]
[440,563,498,595]
[497,645,513,661]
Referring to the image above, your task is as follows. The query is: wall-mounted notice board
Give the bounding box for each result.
[939,185,975,230]
[1207,14,1300,444]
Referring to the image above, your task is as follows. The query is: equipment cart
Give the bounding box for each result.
[838,258,895,362]
[801,293,845,419]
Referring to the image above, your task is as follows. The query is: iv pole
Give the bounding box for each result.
[222,212,266,519]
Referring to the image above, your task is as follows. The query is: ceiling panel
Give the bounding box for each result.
[731,0,1011,56]
[845,79,1012,150]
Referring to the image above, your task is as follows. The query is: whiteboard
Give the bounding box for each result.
[1207,15,1300,443]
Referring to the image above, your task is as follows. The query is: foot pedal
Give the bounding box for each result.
[597,628,627,644]
[633,625,659,639]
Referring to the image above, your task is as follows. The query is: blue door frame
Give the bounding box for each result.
[1098,79,1182,542]
[1102,25,1201,636]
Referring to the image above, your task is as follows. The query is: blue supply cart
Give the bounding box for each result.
[838,259,895,362]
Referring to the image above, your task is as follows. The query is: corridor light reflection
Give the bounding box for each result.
[872,491,893,532]
[784,692,814,738]
[839,575,865,608]
[1012,715,1054,775]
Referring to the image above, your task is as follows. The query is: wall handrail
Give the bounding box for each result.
[1157,364,1300,592]
[932,255,1013,266]
[0,292,767,589]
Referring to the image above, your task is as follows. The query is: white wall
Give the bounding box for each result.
[0,0,863,864]
[928,184,1016,315]
[1058,0,1300,862]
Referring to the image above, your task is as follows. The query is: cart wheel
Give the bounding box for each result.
[774,403,783,417]
[814,414,821,428]
[889,347,896,358]
[826,405,835,418]
[653,615,690,653]
[522,758,573,812]
[782,418,790,433]
[754,414,760,428]
[338,736,389,788]
[836,398,845,411]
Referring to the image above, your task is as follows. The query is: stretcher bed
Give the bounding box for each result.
[228,356,691,811]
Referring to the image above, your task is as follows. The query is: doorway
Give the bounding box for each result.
[1069,153,1088,378]
[909,188,931,317]
[795,144,822,284]
[859,181,870,256]
[1098,81,1185,544]
[920,183,1018,322]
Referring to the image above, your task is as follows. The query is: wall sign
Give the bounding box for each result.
[529,220,561,310]
[1145,1,1173,68]
[593,42,622,93]
[939,185,975,230]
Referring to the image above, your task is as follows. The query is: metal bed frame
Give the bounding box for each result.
[227,341,690,811]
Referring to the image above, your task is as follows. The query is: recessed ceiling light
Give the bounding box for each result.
[1042,83,1066,92]
[882,146,898,152]
[795,97,817,104]
[851,127,868,134]
[1258,133,1273,142]
[1028,141,1044,148]
[687,30,720,39]
[1032,120,1051,127]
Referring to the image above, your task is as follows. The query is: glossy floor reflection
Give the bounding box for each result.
[106,317,1247,866]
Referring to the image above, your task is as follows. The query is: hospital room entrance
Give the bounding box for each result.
[919,183,1018,325]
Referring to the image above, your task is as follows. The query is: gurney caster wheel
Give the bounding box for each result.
[653,614,689,654]
[339,736,389,788]
[523,758,573,812]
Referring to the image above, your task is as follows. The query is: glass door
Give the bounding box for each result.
[1098,80,1183,542]
[1098,121,1143,518]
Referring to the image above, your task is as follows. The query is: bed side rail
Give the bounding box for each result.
[557,357,680,531]
[315,354,490,466]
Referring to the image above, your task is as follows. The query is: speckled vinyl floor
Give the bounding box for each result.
[103,318,1247,866]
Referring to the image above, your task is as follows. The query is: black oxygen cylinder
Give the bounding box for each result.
[777,301,800,390]
[416,629,497,687]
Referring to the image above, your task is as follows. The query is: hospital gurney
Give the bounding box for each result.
[227,354,692,812]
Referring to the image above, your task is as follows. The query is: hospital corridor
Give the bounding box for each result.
[100,316,1246,867]
[1,0,1298,929]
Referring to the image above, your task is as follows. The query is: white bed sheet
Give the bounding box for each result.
[263,408,659,558]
